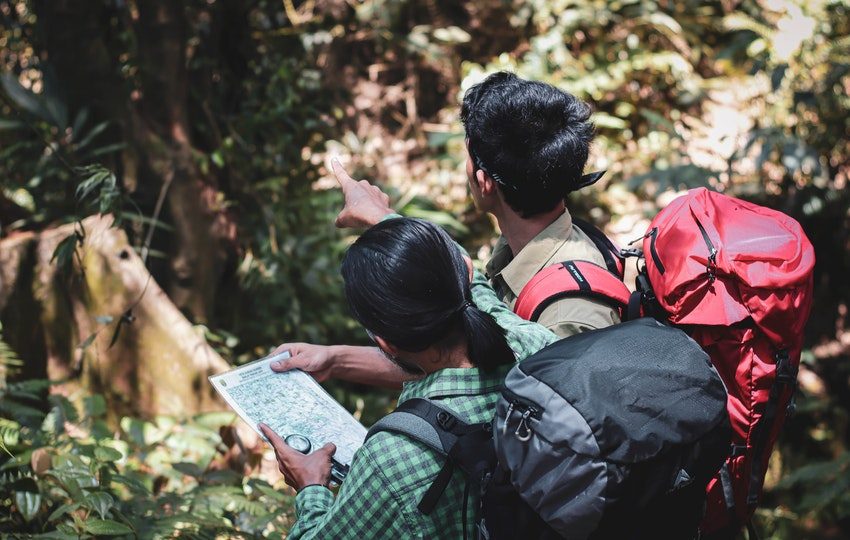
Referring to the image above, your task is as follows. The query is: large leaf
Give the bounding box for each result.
[172,461,204,478]
[47,502,81,522]
[94,446,123,462]
[82,519,133,536]
[0,73,50,121]
[15,490,42,522]
[82,491,115,520]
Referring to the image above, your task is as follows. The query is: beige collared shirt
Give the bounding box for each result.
[485,209,620,338]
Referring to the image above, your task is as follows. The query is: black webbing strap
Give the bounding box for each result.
[747,350,797,506]
[419,459,456,514]
[572,217,624,279]
[627,291,642,322]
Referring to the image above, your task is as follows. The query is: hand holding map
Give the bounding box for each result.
[209,352,368,481]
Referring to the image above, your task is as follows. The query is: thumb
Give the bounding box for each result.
[271,354,308,372]
[319,442,337,457]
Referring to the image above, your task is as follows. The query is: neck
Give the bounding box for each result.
[494,203,565,255]
[407,340,474,374]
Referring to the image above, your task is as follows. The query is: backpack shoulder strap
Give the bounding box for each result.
[366,398,471,515]
[572,217,625,279]
[366,397,463,456]
[514,260,632,322]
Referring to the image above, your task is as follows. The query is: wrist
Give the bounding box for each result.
[326,345,344,378]
[367,208,394,227]
[378,211,400,223]
[297,481,329,493]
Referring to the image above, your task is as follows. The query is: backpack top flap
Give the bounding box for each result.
[494,318,727,538]
[644,188,815,343]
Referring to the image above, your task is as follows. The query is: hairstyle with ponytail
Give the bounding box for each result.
[341,218,515,371]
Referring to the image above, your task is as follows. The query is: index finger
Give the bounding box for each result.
[331,159,355,192]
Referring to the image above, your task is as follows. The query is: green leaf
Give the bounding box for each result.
[78,333,97,352]
[402,207,469,235]
[30,530,80,540]
[84,395,107,418]
[47,502,81,522]
[82,518,133,536]
[110,473,149,495]
[203,469,241,485]
[82,491,115,520]
[0,73,51,121]
[172,461,204,477]
[74,121,110,150]
[51,233,81,270]
[94,446,123,462]
[15,490,42,522]
[86,142,125,158]
[592,112,628,130]
[192,411,237,429]
[0,118,24,130]
[211,150,225,168]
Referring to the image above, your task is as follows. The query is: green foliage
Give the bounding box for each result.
[0,378,293,537]
[0,72,125,232]
[2,0,849,538]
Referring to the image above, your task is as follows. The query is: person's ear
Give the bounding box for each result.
[476,169,498,198]
[374,335,402,359]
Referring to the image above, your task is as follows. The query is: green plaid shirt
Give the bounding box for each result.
[288,268,557,539]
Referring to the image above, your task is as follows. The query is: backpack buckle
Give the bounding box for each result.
[619,248,642,258]
[437,410,457,431]
[774,350,797,386]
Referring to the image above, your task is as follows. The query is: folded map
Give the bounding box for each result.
[209,352,367,469]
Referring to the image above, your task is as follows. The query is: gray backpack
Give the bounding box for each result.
[366,318,731,540]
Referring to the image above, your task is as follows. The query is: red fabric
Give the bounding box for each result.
[644,188,815,533]
[514,261,631,322]
[645,188,814,345]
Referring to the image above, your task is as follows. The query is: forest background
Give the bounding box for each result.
[0,0,848,538]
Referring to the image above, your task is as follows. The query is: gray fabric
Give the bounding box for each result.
[720,462,736,510]
[367,411,447,455]
[495,369,607,539]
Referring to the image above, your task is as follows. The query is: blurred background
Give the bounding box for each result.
[0,0,848,537]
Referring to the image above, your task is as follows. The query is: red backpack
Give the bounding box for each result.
[513,188,815,535]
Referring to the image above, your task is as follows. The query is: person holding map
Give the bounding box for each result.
[261,213,556,539]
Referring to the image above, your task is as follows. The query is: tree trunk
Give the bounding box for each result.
[33,0,239,324]
[0,215,230,419]
[133,0,238,323]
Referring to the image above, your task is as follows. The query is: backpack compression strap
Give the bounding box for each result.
[366,398,469,514]
[514,260,632,322]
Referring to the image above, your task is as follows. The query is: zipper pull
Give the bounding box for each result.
[502,402,514,436]
[695,220,719,282]
[514,408,534,442]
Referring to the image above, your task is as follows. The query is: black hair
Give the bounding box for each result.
[461,71,596,218]
[341,218,515,372]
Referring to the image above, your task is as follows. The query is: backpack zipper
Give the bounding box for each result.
[695,219,718,282]
[501,389,542,442]
[647,227,666,275]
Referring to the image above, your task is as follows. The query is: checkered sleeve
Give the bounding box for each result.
[470,269,557,361]
[287,442,410,539]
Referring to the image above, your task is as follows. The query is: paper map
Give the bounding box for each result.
[209,352,367,467]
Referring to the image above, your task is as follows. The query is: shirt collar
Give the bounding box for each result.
[487,209,574,297]
[399,365,509,403]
